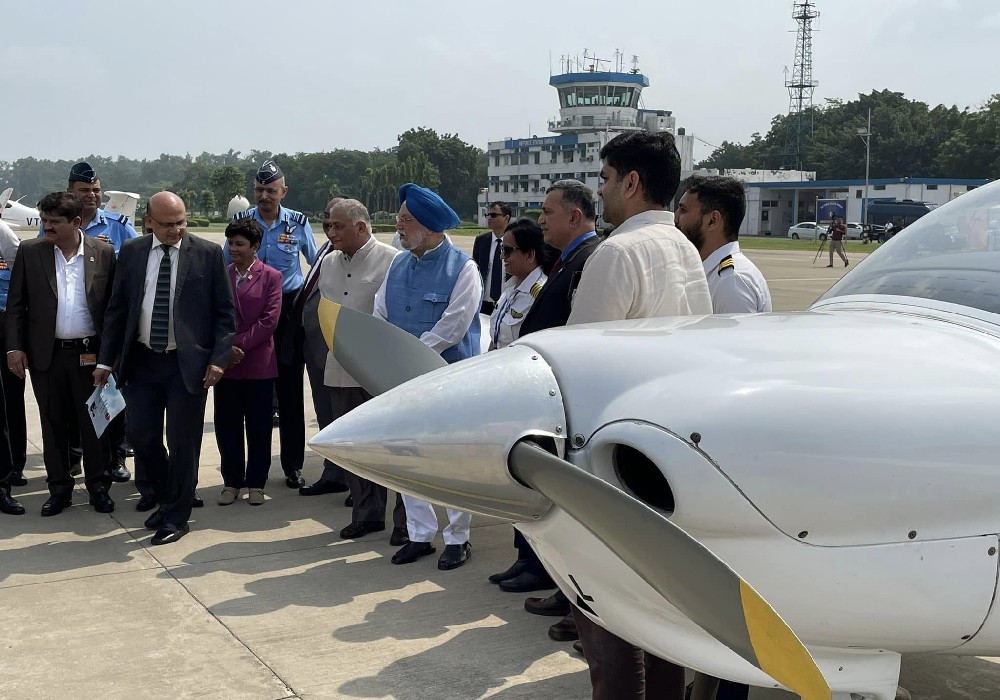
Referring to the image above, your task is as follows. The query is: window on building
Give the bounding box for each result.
[533,153,540,165]
[927,184,938,190]
[855,189,862,198]
[494,184,500,193]
[503,183,509,193]
[874,185,886,191]
[564,152,575,163]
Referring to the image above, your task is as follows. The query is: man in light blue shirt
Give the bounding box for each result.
[227,160,317,488]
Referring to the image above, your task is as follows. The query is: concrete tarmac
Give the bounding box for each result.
[2,233,996,699]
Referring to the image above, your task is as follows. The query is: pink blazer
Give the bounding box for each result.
[224,261,282,380]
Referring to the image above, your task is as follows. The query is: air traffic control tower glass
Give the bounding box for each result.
[819,182,1000,315]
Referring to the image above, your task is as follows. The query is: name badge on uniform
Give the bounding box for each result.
[80,353,97,367]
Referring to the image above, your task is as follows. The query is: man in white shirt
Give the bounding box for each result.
[317,199,406,544]
[675,176,772,314]
[567,131,712,700]
[6,192,117,516]
[374,183,482,571]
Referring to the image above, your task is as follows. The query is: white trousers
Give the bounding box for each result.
[402,494,471,545]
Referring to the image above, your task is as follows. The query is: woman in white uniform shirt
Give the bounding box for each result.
[489,219,556,350]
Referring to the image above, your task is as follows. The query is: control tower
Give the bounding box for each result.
[478,50,695,223]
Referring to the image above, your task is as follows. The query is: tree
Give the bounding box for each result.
[209,166,246,211]
[200,189,217,216]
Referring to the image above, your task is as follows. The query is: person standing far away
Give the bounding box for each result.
[827,216,849,267]
[473,201,512,315]
[226,160,317,490]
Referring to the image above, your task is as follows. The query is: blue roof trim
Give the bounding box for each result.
[549,72,649,87]
[746,177,990,189]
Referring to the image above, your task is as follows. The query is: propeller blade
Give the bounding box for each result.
[509,441,830,700]
[318,297,446,396]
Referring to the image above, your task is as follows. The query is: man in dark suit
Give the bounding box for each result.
[492,180,601,644]
[6,192,117,516]
[289,196,348,498]
[472,201,511,315]
[94,191,235,545]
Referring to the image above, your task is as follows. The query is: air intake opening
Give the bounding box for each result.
[613,444,674,514]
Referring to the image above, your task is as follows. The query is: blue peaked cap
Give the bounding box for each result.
[398,183,460,232]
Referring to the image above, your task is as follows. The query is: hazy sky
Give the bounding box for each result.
[2,0,997,164]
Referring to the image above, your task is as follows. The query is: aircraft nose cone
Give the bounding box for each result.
[308,344,565,520]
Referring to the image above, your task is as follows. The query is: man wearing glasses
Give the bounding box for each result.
[473,201,512,314]
[228,160,318,490]
[375,183,482,571]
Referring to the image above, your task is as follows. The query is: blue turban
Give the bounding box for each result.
[398,183,460,233]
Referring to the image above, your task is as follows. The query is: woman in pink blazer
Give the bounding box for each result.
[214,218,283,506]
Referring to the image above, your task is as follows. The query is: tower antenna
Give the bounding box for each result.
[783,0,819,171]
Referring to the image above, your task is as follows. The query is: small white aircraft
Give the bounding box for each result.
[0,187,140,231]
[309,180,1000,700]
[0,187,40,231]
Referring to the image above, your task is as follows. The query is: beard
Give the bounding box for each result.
[399,228,426,252]
[682,219,705,252]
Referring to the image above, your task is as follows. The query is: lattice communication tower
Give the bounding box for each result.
[783,0,819,170]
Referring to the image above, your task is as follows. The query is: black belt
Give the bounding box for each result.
[55,337,96,349]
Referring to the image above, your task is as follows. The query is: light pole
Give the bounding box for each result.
[857,108,872,239]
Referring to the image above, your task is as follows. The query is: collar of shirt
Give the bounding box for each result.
[253,205,289,230]
[151,234,183,254]
[236,257,257,284]
[55,230,86,263]
[341,235,377,263]
[84,209,107,232]
[411,235,450,259]
[609,209,676,237]
[561,231,597,260]
[702,241,740,276]
[512,265,545,294]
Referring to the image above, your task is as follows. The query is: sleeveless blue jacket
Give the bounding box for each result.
[384,240,480,364]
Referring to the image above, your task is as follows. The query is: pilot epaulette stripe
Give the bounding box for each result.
[530,282,543,298]
[119,215,130,227]
[511,310,523,319]
[234,210,253,220]
[717,255,735,276]
[289,212,307,226]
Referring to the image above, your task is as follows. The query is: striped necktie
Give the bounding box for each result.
[150,244,172,352]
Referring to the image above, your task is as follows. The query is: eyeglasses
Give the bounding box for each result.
[486,212,507,219]
[148,217,187,230]
[501,245,518,257]
[395,214,415,224]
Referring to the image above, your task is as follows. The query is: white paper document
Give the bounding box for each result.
[85,375,126,438]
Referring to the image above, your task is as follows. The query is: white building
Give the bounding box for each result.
[478,57,695,224]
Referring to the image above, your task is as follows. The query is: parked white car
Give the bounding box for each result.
[788,222,865,240]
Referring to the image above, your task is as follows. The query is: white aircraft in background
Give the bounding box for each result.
[309,180,1000,700]
[0,188,40,231]
[0,187,140,231]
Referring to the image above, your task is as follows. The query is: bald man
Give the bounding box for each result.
[95,192,235,545]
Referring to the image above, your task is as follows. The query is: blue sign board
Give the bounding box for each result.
[503,134,578,149]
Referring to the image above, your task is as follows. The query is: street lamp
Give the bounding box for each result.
[857,108,872,238]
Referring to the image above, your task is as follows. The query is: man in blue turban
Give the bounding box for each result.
[372,183,482,570]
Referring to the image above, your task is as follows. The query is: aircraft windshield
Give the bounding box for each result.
[819,182,1000,315]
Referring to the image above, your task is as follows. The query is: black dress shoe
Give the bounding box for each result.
[389,527,410,546]
[135,495,158,512]
[144,508,166,530]
[524,591,571,617]
[109,461,131,483]
[339,521,386,539]
[499,570,556,593]
[88,490,115,514]
[391,541,435,565]
[298,478,346,496]
[151,522,189,545]
[438,542,472,571]
[69,460,83,477]
[284,470,305,489]
[9,471,27,487]
[1,488,24,515]
[572,640,584,655]
[192,494,204,508]
[548,613,579,641]
[344,494,353,507]
[488,558,528,585]
[41,494,72,517]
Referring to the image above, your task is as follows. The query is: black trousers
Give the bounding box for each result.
[0,317,26,481]
[326,386,405,527]
[513,530,552,580]
[31,344,110,495]
[214,377,274,489]
[275,291,305,474]
[573,604,686,700]
[126,345,206,526]
[305,361,345,485]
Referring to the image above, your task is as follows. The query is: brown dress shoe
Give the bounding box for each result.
[524,591,571,617]
[548,613,579,641]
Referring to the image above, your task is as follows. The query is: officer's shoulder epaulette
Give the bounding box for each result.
[289,211,307,226]
[529,282,543,298]
[717,255,735,276]
[233,209,253,220]
[116,215,131,227]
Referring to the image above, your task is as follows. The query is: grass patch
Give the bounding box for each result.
[738,237,876,253]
